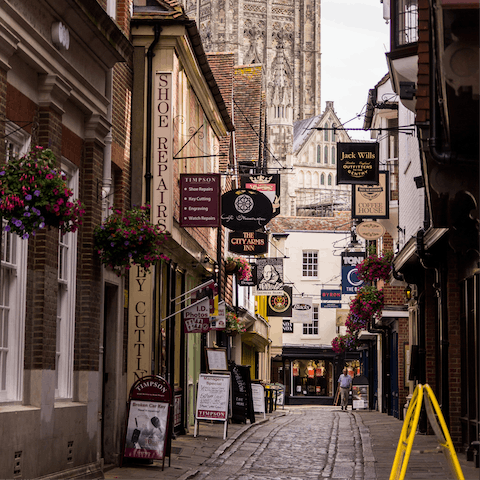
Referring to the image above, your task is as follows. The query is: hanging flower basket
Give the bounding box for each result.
[225,256,252,281]
[345,313,368,333]
[331,333,360,353]
[356,252,393,283]
[94,205,169,276]
[349,285,384,322]
[0,146,85,238]
[225,310,247,335]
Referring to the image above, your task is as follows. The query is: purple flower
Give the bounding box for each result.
[22,233,29,239]
[25,194,32,201]
[34,190,40,197]
[23,212,31,217]
[4,224,11,232]
[14,219,22,227]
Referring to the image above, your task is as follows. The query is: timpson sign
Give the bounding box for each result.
[153,72,173,233]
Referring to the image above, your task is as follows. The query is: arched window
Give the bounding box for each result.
[305,171,312,187]
[298,170,304,187]
[321,173,325,185]
[324,146,328,164]
[324,123,328,141]
[317,145,321,163]
[313,172,319,187]
[331,146,336,164]
[328,174,332,185]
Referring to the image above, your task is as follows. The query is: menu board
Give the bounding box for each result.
[230,363,248,423]
[206,348,228,372]
[251,383,265,416]
[195,374,230,420]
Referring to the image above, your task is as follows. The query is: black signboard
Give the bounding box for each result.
[221,188,273,231]
[240,173,280,218]
[341,251,365,294]
[228,231,268,255]
[267,286,293,317]
[238,264,257,287]
[283,320,293,333]
[229,362,255,424]
[337,142,379,185]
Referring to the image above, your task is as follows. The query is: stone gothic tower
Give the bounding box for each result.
[184,0,321,214]
[185,0,321,122]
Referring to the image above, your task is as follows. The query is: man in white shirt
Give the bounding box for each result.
[338,368,353,410]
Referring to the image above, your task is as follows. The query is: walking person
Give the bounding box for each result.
[338,368,353,410]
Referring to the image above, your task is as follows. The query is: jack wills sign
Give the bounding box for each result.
[153,73,173,233]
[337,142,379,185]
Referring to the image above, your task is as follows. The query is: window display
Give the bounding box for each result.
[291,360,333,396]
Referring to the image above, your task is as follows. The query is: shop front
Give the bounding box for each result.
[280,346,361,405]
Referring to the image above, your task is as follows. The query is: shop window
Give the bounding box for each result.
[302,250,318,278]
[292,359,333,396]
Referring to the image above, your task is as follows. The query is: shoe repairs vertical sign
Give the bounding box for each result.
[180,174,221,227]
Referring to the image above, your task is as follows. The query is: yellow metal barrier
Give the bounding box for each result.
[389,384,423,480]
[389,383,465,480]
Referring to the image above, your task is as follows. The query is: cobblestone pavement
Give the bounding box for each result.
[104,406,479,480]
[189,407,374,480]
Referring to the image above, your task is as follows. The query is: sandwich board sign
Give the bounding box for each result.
[194,373,231,439]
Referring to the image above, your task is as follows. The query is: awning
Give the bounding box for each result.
[241,331,269,351]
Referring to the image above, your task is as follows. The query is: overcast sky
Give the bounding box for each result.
[321,0,391,141]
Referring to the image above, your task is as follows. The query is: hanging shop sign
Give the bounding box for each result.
[184,298,210,333]
[352,171,389,219]
[127,266,154,390]
[266,286,292,317]
[123,375,172,464]
[153,72,173,233]
[254,258,284,296]
[291,295,313,323]
[240,173,280,218]
[337,142,379,185]
[228,231,268,255]
[221,188,273,231]
[210,301,226,331]
[321,290,342,308]
[356,220,386,240]
[180,174,221,227]
[336,309,349,326]
[341,251,365,294]
[283,320,294,333]
[238,264,257,287]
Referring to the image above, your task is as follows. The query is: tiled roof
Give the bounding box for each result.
[268,212,352,233]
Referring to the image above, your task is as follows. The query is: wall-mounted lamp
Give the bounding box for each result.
[405,285,412,300]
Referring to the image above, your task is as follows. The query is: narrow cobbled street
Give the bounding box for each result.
[105,406,479,480]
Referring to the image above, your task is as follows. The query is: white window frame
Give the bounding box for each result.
[303,305,319,335]
[302,250,318,278]
[0,123,29,403]
[55,158,78,400]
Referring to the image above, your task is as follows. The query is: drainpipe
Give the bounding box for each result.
[102,69,113,215]
[438,260,450,425]
[145,25,162,205]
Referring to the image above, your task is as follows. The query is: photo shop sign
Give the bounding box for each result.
[184,298,211,333]
[337,142,379,185]
[221,188,273,231]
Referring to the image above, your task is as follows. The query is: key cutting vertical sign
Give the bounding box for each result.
[153,72,173,234]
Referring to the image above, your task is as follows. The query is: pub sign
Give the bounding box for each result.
[228,231,268,255]
[221,188,273,231]
[337,142,379,185]
[341,251,365,294]
[240,173,280,218]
